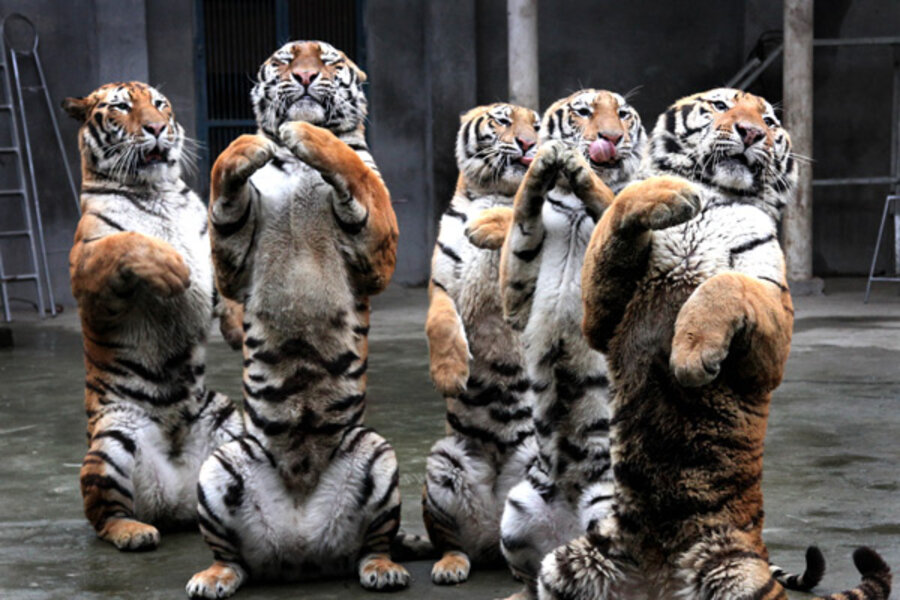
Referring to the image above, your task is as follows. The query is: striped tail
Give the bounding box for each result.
[391,531,438,561]
[771,546,826,592]
[813,547,891,600]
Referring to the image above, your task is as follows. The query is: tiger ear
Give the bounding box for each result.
[62,96,92,122]
[342,55,367,83]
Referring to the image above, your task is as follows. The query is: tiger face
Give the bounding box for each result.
[456,103,540,194]
[541,89,645,191]
[63,82,185,184]
[650,88,797,201]
[251,40,367,136]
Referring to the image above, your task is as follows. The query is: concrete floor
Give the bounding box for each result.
[0,279,898,599]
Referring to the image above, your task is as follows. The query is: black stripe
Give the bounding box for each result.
[93,430,136,454]
[85,450,127,477]
[81,473,133,500]
[437,242,462,263]
[86,211,125,231]
[213,199,252,237]
[444,206,467,222]
[332,203,368,235]
[513,231,545,262]
[729,234,776,266]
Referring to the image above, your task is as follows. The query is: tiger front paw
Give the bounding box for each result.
[430,342,469,397]
[466,207,513,250]
[114,234,191,298]
[359,553,411,591]
[432,550,472,584]
[99,518,160,551]
[186,562,246,599]
[615,175,700,232]
[527,140,567,184]
[670,321,732,387]
[211,134,274,198]
[278,121,340,169]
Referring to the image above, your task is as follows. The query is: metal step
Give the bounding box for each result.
[0,188,24,195]
[0,273,38,282]
[0,230,30,238]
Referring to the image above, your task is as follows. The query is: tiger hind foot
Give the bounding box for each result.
[185,561,246,599]
[537,535,619,600]
[432,550,471,585]
[99,518,160,551]
[358,553,411,591]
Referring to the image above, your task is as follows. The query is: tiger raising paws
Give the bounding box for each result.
[64,82,243,551]
[187,41,406,598]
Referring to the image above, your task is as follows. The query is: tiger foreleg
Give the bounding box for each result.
[208,134,273,301]
[70,231,190,326]
[500,140,566,330]
[279,121,398,295]
[425,285,469,397]
[582,175,700,352]
[670,272,793,390]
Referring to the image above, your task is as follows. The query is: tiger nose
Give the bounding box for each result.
[735,122,765,146]
[143,122,166,138]
[598,130,623,145]
[292,70,318,86]
[516,137,535,152]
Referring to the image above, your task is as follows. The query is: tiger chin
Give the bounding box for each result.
[64,82,243,552]
[495,90,645,600]
[423,103,540,586]
[186,41,407,598]
[537,88,892,600]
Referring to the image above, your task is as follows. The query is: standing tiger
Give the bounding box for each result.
[538,88,892,600]
[423,103,540,585]
[186,41,407,598]
[64,82,243,551]
[495,89,646,600]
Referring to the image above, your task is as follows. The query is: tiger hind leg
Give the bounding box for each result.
[81,417,159,551]
[537,532,628,600]
[423,436,501,585]
[677,529,788,600]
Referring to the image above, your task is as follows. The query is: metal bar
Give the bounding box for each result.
[736,44,783,90]
[892,46,900,275]
[813,176,899,186]
[507,0,539,110]
[32,50,79,215]
[814,37,900,47]
[726,57,761,88]
[864,196,897,303]
[782,0,814,282]
[0,249,9,322]
[9,49,54,316]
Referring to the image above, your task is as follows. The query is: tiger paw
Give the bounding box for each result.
[99,518,160,551]
[278,121,340,169]
[211,134,274,198]
[186,562,246,599]
[358,553,411,591]
[670,325,731,387]
[432,550,471,585]
[466,207,513,250]
[616,175,700,232]
[114,234,191,298]
[528,140,566,182]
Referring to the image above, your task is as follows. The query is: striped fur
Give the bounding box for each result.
[423,103,540,586]
[65,82,243,551]
[497,90,644,600]
[539,89,891,600]
[187,41,405,599]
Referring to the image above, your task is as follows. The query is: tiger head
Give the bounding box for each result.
[63,82,185,184]
[252,40,367,137]
[541,89,645,192]
[649,88,797,215]
[456,103,540,195]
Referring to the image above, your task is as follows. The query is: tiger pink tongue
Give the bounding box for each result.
[589,138,617,163]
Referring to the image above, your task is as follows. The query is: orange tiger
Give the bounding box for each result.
[64,82,243,551]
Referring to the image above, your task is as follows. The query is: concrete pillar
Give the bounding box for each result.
[507,0,538,110]
[782,0,821,293]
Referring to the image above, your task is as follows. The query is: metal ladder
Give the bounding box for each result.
[0,15,48,322]
[0,14,79,321]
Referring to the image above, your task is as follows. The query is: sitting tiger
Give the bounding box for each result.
[64,82,243,551]
[423,103,540,585]
[538,88,892,600]
[494,89,645,600]
[186,41,407,598]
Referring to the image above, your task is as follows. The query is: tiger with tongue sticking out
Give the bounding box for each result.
[473,89,645,600]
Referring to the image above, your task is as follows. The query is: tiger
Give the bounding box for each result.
[422,103,540,585]
[63,82,243,551]
[185,41,407,598]
[494,89,646,600]
[537,88,892,600]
